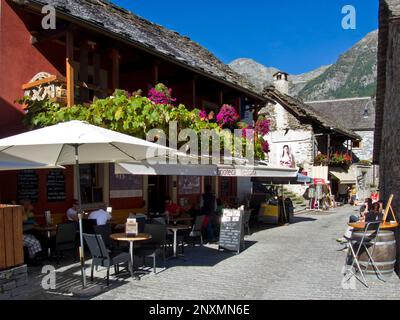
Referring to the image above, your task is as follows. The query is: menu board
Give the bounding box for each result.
[47,170,66,202]
[219,208,245,254]
[17,170,39,203]
[109,164,143,198]
[178,176,201,195]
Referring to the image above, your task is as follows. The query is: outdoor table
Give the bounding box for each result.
[34,224,57,257]
[110,233,152,280]
[348,221,399,230]
[167,225,191,258]
[168,216,193,224]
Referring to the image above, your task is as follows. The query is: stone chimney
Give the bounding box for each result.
[273,71,289,95]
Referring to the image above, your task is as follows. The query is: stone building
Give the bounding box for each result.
[374,1,400,227]
[260,73,360,199]
[308,97,378,200]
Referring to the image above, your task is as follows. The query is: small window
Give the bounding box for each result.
[352,141,362,150]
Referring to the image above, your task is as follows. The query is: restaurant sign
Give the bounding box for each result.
[218,168,257,177]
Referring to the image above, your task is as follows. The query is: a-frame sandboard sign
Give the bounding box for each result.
[383,194,398,224]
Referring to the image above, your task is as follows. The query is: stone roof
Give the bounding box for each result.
[14,0,261,99]
[306,97,375,131]
[262,87,361,140]
[374,0,400,163]
[386,0,400,16]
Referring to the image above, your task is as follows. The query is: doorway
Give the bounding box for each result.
[148,176,169,213]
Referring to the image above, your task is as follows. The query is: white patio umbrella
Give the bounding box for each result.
[0,153,64,171]
[0,120,174,289]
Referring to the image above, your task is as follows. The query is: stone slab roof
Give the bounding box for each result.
[306,97,375,131]
[14,0,261,99]
[262,87,361,140]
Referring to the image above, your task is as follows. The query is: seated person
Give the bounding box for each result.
[365,202,384,223]
[164,197,185,218]
[23,234,42,262]
[337,201,383,245]
[66,199,79,222]
[21,199,37,232]
[88,207,112,226]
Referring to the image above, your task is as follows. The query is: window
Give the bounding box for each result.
[79,164,104,204]
[352,141,363,150]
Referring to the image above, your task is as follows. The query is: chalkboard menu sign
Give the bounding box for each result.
[178,176,201,195]
[219,207,245,254]
[17,170,39,203]
[47,170,66,202]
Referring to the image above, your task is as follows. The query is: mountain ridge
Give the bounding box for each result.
[229,30,378,101]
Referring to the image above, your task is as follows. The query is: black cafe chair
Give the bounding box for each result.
[50,223,78,264]
[83,233,132,286]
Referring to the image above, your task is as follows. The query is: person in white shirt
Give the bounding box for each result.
[66,199,79,222]
[88,208,112,226]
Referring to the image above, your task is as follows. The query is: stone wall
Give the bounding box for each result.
[379,21,400,219]
[267,129,314,173]
[353,130,374,161]
[0,265,28,299]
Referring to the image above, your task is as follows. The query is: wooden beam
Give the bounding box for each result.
[79,40,89,102]
[66,30,75,107]
[192,76,197,108]
[152,61,159,85]
[327,134,331,161]
[22,75,65,90]
[30,24,68,45]
[219,90,223,106]
[93,51,101,98]
[111,48,120,90]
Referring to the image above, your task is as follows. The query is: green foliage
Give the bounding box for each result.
[20,85,267,160]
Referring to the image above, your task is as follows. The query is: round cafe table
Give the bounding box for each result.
[167,225,191,258]
[348,221,399,230]
[110,233,152,280]
[33,225,57,257]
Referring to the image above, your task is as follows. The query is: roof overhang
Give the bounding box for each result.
[115,162,298,178]
[15,0,265,102]
[329,168,357,184]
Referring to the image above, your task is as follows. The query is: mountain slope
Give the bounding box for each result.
[228,30,378,101]
[298,30,378,101]
[229,59,279,92]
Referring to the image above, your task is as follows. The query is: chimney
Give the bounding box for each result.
[273,71,289,95]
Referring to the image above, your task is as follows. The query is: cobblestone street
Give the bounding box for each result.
[9,205,400,300]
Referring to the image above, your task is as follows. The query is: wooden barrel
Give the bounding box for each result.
[351,230,396,276]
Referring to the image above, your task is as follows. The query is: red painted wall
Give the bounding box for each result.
[0,166,74,218]
[0,1,64,138]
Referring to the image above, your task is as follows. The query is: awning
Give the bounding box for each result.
[115,162,298,178]
[330,168,356,184]
[252,173,312,185]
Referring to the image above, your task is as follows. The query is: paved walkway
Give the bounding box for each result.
[9,205,400,300]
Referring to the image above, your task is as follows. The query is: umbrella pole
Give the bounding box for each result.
[75,144,86,288]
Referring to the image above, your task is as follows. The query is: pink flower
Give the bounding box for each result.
[148,85,176,105]
[255,118,271,136]
[262,140,270,153]
[199,109,207,120]
[216,104,239,126]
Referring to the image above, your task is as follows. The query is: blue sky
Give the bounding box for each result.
[113,0,378,74]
